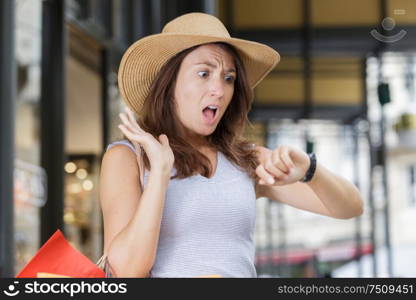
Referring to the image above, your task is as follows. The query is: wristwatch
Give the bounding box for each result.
[300,153,317,183]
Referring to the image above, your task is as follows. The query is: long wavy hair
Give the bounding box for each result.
[126,42,260,181]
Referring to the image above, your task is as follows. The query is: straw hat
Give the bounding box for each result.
[118,12,280,116]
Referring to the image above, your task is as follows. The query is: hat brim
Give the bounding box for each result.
[118,33,280,115]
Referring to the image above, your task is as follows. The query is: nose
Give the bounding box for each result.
[208,75,226,99]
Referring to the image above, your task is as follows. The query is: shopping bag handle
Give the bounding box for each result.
[96,254,116,278]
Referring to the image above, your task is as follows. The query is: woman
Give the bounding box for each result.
[99,12,363,278]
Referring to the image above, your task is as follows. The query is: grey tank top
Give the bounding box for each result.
[106,140,257,278]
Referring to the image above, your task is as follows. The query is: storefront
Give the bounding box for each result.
[4,0,396,278]
[2,0,146,276]
[1,0,219,277]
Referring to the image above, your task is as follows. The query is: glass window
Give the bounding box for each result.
[65,32,103,261]
[14,0,44,275]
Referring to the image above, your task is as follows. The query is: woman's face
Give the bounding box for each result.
[173,43,236,145]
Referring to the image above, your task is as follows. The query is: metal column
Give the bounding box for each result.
[203,0,218,15]
[378,0,393,276]
[0,0,16,278]
[40,0,67,244]
[301,0,312,121]
[352,123,363,277]
[367,124,378,277]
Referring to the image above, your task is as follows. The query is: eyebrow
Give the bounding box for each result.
[195,61,236,73]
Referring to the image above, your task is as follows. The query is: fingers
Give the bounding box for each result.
[118,111,148,152]
[118,111,170,149]
[118,124,145,145]
[119,107,148,138]
[257,146,297,185]
[263,159,284,181]
[124,106,143,132]
[256,164,276,185]
[119,107,172,154]
[280,147,295,171]
[158,134,169,146]
[119,113,137,134]
[272,147,294,173]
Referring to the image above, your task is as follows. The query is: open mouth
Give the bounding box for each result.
[202,105,218,123]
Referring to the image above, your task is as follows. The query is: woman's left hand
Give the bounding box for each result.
[255,145,311,185]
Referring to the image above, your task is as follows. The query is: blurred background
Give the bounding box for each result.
[1,0,416,278]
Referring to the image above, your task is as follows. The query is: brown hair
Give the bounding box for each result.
[129,42,259,181]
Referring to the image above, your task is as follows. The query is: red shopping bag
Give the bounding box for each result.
[16,229,105,278]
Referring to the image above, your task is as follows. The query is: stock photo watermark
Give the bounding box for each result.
[370,9,407,43]
[2,280,127,297]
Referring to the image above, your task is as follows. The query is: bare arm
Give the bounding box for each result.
[255,146,363,219]
[99,145,171,277]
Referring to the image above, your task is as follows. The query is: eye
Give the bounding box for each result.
[198,71,209,78]
[225,75,235,83]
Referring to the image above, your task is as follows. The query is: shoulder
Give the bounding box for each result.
[101,144,140,183]
[99,144,144,211]
[104,139,141,163]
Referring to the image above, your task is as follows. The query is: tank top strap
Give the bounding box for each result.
[106,139,136,153]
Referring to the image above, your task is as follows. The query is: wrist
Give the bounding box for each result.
[299,153,317,183]
[150,167,172,181]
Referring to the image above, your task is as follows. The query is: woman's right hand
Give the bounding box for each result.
[118,106,175,176]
